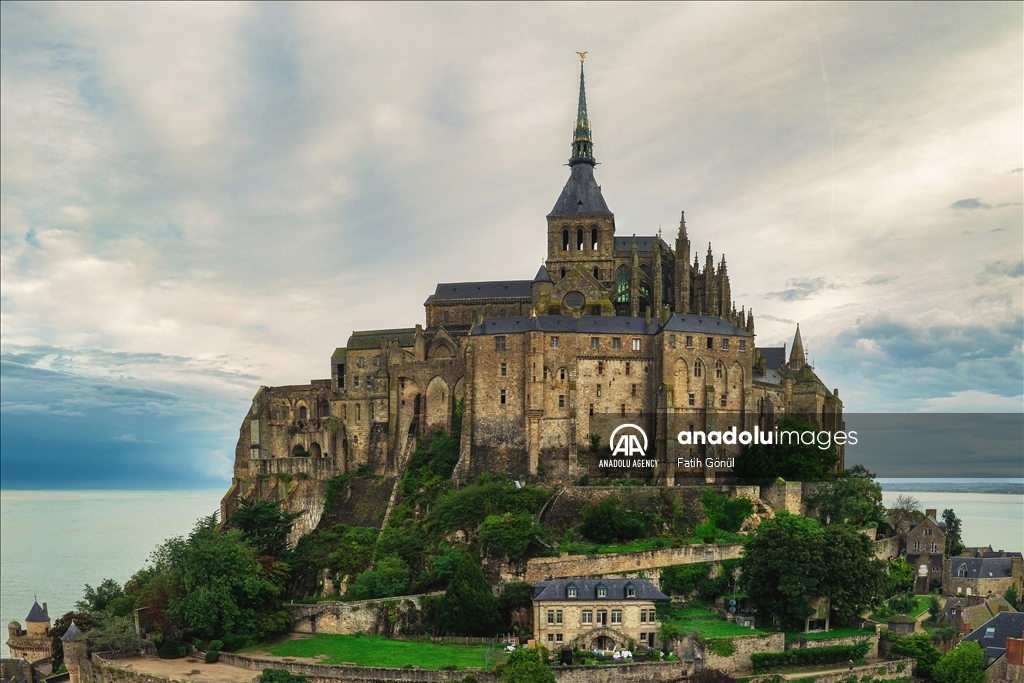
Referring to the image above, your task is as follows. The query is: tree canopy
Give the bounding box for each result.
[734,416,840,481]
[228,499,304,559]
[435,553,499,636]
[932,642,986,683]
[807,466,886,529]
[942,509,965,557]
[739,512,885,630]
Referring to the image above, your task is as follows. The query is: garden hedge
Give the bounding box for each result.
[751,640,872,674]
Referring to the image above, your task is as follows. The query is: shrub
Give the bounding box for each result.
[751,641,872,674]
[208,640,224,652]
[205,651,220,663]
[705,638,737,657]
[259,669,309,683]
[931,641,985,683]
[157,640,185,659]
[890,633,941,678]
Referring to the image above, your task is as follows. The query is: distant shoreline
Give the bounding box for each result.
[879,482,1023,495]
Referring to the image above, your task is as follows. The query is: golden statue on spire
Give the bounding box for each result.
[576,51,587,64]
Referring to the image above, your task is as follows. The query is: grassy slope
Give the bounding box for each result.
[784,627,877,643]
[670,603,769,638]
[257,634,494,670]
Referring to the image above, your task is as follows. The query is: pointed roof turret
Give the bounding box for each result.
[533,264,552,283]
[569,52,595,167]
[677,211,688,242]
[789,324,806,369]
[61,621,84,643]
[25,601,48,623]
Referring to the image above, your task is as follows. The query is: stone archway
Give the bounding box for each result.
[579,627,630,652]
[425,376,451,434]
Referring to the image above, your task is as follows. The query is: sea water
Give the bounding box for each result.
[880,490,1023,552]
[0,489,224,657]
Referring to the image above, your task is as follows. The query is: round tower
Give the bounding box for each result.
[62,621,93,683]
[8,620,22,641]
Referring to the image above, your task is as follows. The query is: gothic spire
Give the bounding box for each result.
[789,324,806,369]
[569,53,596,167]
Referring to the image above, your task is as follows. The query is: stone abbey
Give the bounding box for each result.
[222,60,844,527]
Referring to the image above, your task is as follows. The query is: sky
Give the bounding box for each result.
[1,2,1021,489]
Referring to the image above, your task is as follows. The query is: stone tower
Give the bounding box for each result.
[6,601,53,664]
[789,324,806,369]
[62,621,93,683]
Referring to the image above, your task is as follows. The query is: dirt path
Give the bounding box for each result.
[108,656,258,683]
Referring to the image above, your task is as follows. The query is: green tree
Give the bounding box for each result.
[76,579,127,614]
[739,512,885,630]
[734,416,840,481]
[1004,583,1021,611]
[498,648,555,683]
[153,514,290,646]
[932,641,986,683]
[887,557,915,596]
[579,497,649,543]
[436,553,499,636]
[229,498,304,559]
[807,466,886,529]
[890,633,942,678]
[942,509,965,557]
[928,594,942,620]
[700,488,754,533]
[347,555,411,599]
[50,612,98,670]
[82,612,145,653]
[497,582,535,633]
[479,512,539,560]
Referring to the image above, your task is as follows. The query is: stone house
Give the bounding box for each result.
[531,578,667,652]
[6,601,52,664]
[944,555,1024,599]
[221,59,846,532]
[904,510,946,594]
[961,611,1024,672]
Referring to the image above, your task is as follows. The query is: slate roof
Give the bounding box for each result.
[962,612,1024,661]
[533,578,668,602]
[424,281,534,305]
[346,328,417,350]
[471,315,661,337]
[663,314,752,337]
[25,602,48,623]
[548,164,612,217]
[950,557,1014,579]
[61,622,83,643]
[759,347,786,371]
[613,236,670,252]
[533,265,552,283]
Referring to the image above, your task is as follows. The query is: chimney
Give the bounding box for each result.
[1007,636,1024,667]
[925,509,937,520]
[42,602,47,616]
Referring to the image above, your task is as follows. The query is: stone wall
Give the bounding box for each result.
[522,543,743,582]
[696,633,785,671]
[873,536,899,562]
[759,482,803,516]
[287,595,431,636]
[743,658,915,683]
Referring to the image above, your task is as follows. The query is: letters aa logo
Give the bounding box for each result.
[610,424,648,457]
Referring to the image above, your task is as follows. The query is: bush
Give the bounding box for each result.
[205,651,220,664]
[932,641,985,683]
[890,633,941,678]
[208,640,224,652]
[259,669,309,683]
[751,641,872,674]
[705,638,737,657]
[157,640,185,659]
[579,497,650,543]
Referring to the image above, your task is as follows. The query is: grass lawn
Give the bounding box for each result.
[667,603,768,638]
[868,595,930,622]
[784,627,876,643]
[253,634,495,670]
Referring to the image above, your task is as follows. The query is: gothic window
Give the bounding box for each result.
[443,310,450,325]
[694,360,703,377]
[500,308,506,317]
[593,267,600,280]
[577,229,584,250]
[591,228,598,250]
[299,406,307,419]
[615,267,630,303]
[716,361,725,379]
[562,230,569,251]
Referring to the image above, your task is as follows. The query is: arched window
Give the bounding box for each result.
[472,309,478,322]
[616,267,630,303]
[593,267,600,280]
[299,406,307,419]
[320,401,330,417]
[560,268,566,278]
[694,361,703,378]
[577,229,584,250]
[716,361,724,379]
[500,308,507,317]
[591,228,598,250]
[562,230,569,251]
[443,310,450,325]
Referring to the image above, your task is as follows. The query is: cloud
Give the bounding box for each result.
[765,277,840,301]
[951,197,992,209]
[105,434,155,444]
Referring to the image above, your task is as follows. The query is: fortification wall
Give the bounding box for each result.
[873,536,899,562]
[696,633,784,672]
[786,633,879,659]
[522,543,743,582]
[745,658,915,683]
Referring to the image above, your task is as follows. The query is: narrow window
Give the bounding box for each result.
[669,334,676,348]
[598,361,604,375]
[593,267,600,280]
[543,367,548,380]
[560,268,566,278]
[631,384,637,397]
[501,362,507,377]
[641,611,647,623]
[559,395,565,408]
[694,361,702,377]
[597,385,602,397]
[366,376,373,389]
[707,337,714,350]
[443,310,450,325]
[356,403,361,421]
[472,309,478,322]
[591,337,599,350]
[550,337,559,349]
[562,230,569,251]
[612,337,622,350]
[739,340,746,352]
[500,308,507,317]
[688,393,695,406]
[722,338,730,351]
[625,361,631,376]
[374,356,380,367]
[611,610,622,624]
[632,338,641,351]
[500,390,507,405]
[354,376,360,388]
[649,609,656,621]
[720,395,727,407]
[589,404,594,416]
[369,403,375,420]
[620,404,626,417]
[495,335,506,350]
[299,406,307,419]
[358,356,365,368]
[577,229,584,250]
[343,404,348,419]
[548,610,554,624]
[556,610,563,624]
[686,335,693,349]
[338,363,346,389]
[716,362,724,379]
[591,228,598,250]
[560,368,566,380]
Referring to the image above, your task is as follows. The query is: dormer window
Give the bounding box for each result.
[626,583,636,598]
[596,584,607,599]
[957,564,967,577]
[567,583,577,599]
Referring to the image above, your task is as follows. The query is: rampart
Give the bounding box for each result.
[522,543,743,582]
[694,633,784,671]
[742,657,915,683]
[786,633,879,660]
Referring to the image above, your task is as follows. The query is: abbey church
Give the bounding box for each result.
[223,59,843,522]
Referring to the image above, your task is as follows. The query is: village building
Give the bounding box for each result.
[944,554,1024,599]
[961,611,1024,675]
[903,509,946,594]
[531,578,667,652]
